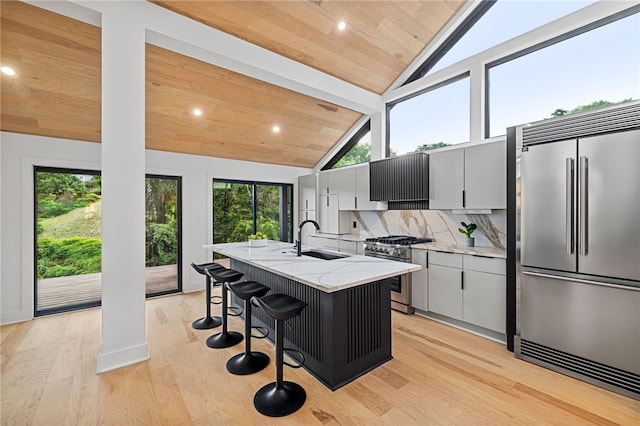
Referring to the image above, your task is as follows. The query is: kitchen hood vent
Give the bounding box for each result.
[369,152,429,210]
[522,100,640,146]
[517,338,640,400]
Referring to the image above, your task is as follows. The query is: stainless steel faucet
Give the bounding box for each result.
[296,219,320,256]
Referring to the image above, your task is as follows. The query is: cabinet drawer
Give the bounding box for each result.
[429,251,463,268]
[339,240,358,254]
[463,255,505,275]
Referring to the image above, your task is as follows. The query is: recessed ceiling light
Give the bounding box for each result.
[193,108,202,116]
[1,66,16,76]
[272,125,280,133]
[337,21,346,31]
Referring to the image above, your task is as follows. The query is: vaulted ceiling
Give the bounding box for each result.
[1,0,467,168]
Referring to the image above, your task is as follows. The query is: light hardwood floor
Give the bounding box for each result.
[1,290,638,425]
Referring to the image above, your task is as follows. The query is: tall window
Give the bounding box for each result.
[424,1,596,77]
[487,11,639,137]
[213,179,293,246]
[388,75,470,156]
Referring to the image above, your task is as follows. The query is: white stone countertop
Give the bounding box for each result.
[203,241,421,293]
[411,242,507,259]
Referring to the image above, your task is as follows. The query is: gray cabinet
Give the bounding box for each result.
[318,194,350,234]
[318,164,384,211]
[428,252,463,319]
[428,251,506,333]
[429,140,506,210]
[411,249,429,312]
[298,173,316,211]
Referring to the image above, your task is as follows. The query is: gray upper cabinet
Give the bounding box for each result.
[317,164,384,211]
[429,140,506,210]
[298,173,316,211]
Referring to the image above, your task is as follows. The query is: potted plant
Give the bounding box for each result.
[248,232,268,247]
[458,222,477,247]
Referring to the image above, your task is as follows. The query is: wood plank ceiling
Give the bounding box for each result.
[1,0,466,168]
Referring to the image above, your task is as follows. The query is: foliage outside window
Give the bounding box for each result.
[213,180,293,247]
[389,76,469,156]
[332,130,371,169]
[488,12,639,137]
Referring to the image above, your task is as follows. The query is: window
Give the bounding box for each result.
[487,11,639,137]
[388,75,470,156]
[406,1,597,83]
[212,180,293,249]
[323,120,370,170]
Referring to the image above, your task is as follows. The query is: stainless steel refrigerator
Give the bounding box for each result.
[512,101,640,399]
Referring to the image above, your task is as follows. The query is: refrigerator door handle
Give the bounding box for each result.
[579,156,589,256]
[566,158,574,254]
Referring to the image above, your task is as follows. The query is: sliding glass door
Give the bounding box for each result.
[34,168,182,316]
[145,175,182,296]
[34,167,102,315]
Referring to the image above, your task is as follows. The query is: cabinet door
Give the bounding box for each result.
[318,194,339,234]
[354,163,377,210]
[338,240,358,254]
[317,171,329,195]
[464,140,506,209]
[298,173,316,211]
[428,264,462,320]
[411,249,429,312]
[330,167,356,210]
[462,270,505,333]
[429,149,464,209]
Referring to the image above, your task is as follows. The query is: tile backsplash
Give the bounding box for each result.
[350,210,506,249]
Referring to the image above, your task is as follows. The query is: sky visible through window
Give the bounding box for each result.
[389,1,639,155]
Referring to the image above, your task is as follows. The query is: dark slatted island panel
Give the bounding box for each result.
[230,259,392,391]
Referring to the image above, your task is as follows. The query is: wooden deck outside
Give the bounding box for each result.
[37,264,178,311]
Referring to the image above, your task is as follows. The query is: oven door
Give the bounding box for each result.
[389,273,414,314]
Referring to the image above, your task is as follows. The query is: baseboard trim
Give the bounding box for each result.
[96,343,150,373]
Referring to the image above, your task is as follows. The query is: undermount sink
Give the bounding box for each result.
[301,250,350,261]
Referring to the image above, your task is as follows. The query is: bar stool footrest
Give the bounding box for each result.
[227,306,243,317]
[283,348,305,369]
[251,326,269,339]
[211,295,223,305]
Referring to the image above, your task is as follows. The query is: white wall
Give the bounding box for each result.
[0,131,310,325]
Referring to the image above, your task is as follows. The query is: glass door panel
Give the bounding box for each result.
[145,175,182,296]
[34,167,102,315]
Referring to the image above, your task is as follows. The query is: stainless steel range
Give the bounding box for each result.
[363,235,433,314]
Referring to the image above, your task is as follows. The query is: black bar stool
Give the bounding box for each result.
[205,268,245,348]
[226,280,271,375]
[190,262,225,330]
[252,293,307,417]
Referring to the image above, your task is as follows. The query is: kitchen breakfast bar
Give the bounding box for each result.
[204,241,421,390]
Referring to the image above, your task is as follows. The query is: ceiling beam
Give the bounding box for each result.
[25,0,383,115]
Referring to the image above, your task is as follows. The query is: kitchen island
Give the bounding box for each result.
[204,241,421,390]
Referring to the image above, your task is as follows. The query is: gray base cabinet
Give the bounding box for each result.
[428,251,506,333]
[411,249,429,311]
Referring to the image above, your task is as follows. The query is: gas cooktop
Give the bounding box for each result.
[364,235,434,246]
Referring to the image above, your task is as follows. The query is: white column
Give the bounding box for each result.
[96,4,148,373]
[369,112,386,161]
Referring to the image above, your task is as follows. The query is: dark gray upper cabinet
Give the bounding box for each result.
[369,152,429,209]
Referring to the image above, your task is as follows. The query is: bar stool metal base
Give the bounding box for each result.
[205,331,243,348]
[226,351,269,375]
[191,316,222,330]
[254,382,306,417]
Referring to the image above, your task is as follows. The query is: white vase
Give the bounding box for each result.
[463,237,475,247]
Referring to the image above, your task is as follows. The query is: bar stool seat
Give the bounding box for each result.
[205,268,245,349]
[253,293,307,417]
[226,280,270,375]
[190,262,225,330]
